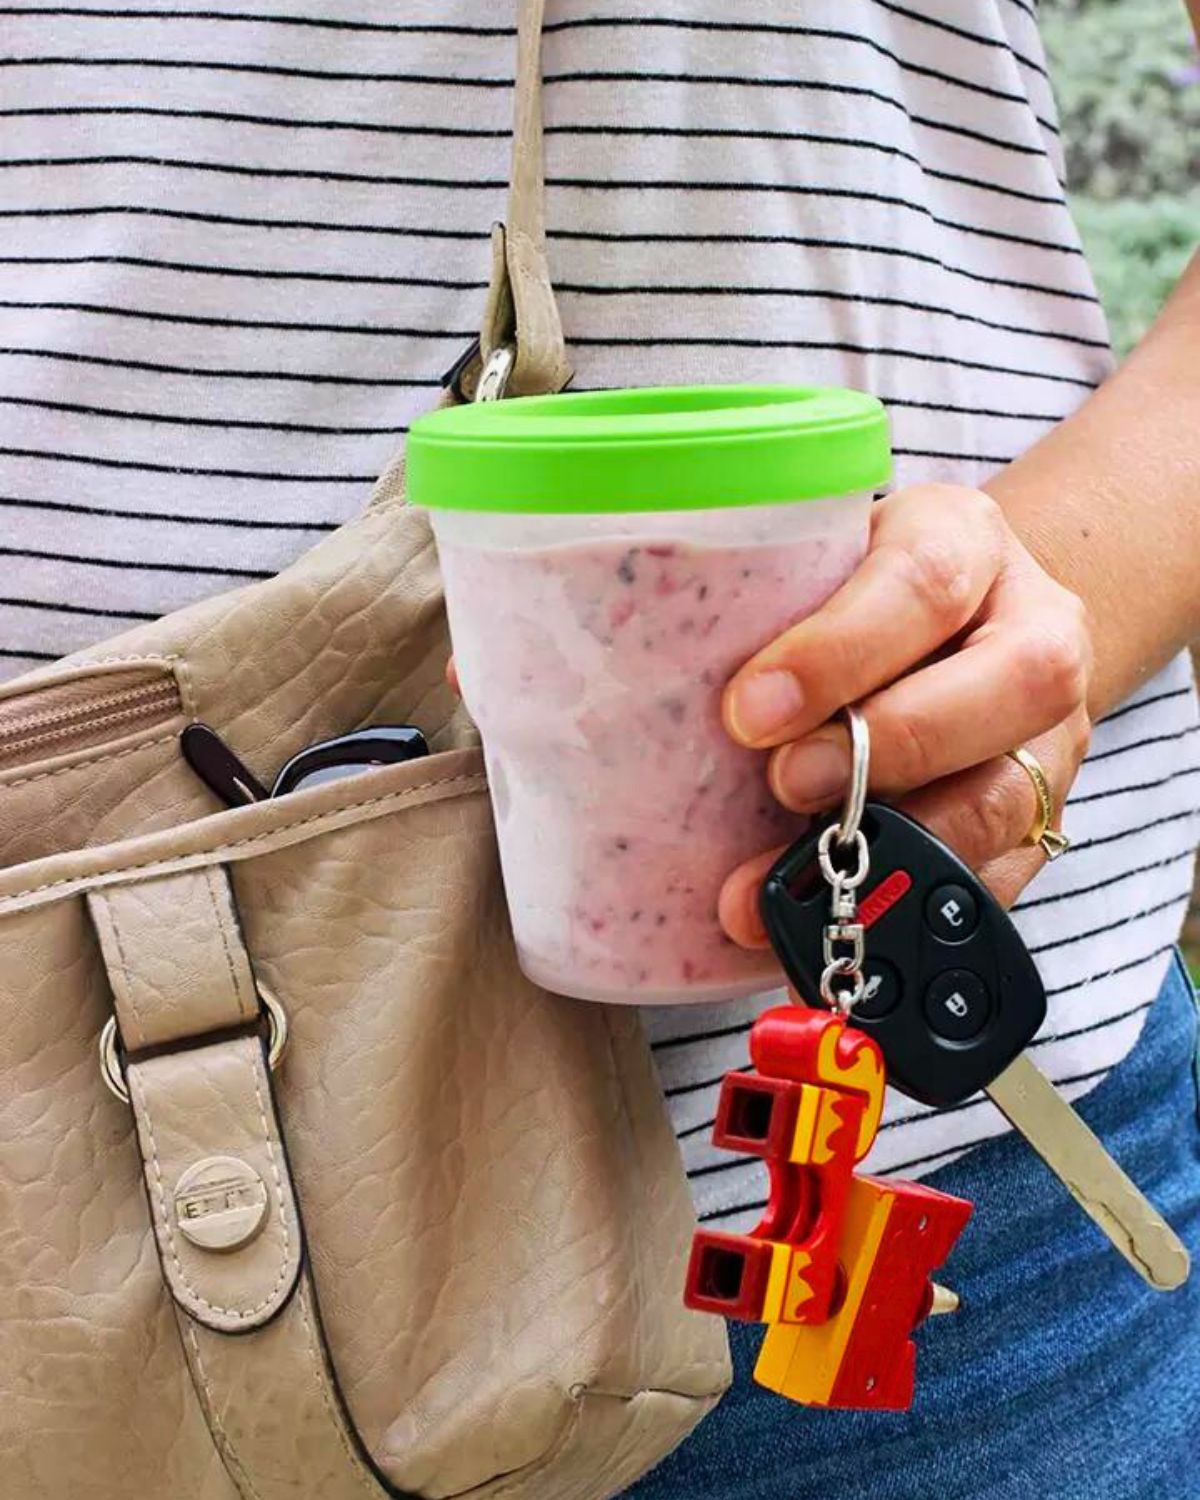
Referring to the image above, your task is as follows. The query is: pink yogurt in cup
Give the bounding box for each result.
[409,386,890,1003]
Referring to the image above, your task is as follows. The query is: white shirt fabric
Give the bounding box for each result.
[1,0,1196,1230]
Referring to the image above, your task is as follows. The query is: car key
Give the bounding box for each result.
[762,803,1190,1293]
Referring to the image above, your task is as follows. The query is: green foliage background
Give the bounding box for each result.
[1043,1,1199,976]
[1041,0,1199,353]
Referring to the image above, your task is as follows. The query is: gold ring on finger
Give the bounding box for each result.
[1005,747,1070,860]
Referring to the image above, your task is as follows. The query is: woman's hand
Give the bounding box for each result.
[717,483,1095,949]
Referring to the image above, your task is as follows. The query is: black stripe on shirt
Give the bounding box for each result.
[0,594,158,621]
[1069,762,1200,806]
[0,4,1053,84]
[0,344,443,387]
[0,645,56,661]
[555,17,1061,130]
[1037,997,1154,1049]
[652,1019,758,1053]
[0,299,471,339]
[0,202,490,238]
[1046,942,1177,999]
[551,174,1079,253]
[0,156,1080,253]
[0,55,1055,152]
[1029,887,1194,958]
[1082,723,1200,765]
[871,0,1048,77]
[553,281,1105,348]
[0,444,376,482]
[0,5,515,30]
[0,251,481,290]
[881,395,1067,422]
[1097,685,1195,726]
[567,336,1097,388]
[0,391,410,436]
[0,224,1104,304]
[0,493,338,531]
[0,131,1072,208]
[543,70,1053,156]
[551,228,1096,300]
[0,203,1095,308]
[891,446,1012,465]
[0,325,1099,393]
[1015,845,1198,911]
[0,106,1070,207]
[0,544,271,579]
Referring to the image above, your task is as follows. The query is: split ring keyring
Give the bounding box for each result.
[835,705,870,848]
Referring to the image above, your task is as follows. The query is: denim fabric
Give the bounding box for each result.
[628,953,1200,1500]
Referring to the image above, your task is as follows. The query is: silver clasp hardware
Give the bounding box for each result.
[475,344,516,403]
[816,707,872,1014]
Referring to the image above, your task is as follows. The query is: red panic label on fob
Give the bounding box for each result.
[859,869,913,930]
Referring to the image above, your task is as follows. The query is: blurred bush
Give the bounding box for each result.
[1042,0,1199,354]
[1043,2,1199,973]
[1072,195,1200,350]
[1042,0,1199,200]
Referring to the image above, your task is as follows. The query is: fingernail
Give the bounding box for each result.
[771,734,850,811]
[726,670,805,746]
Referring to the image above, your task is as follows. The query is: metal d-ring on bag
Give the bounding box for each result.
[0,4,730,1498]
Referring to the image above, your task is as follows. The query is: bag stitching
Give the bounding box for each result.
[184,1321,268,1500]
[204,867,256,1025]
[295,1281,387,1499]
[0,730,180,792]
[1,772,487,902]
[0,651,181,702]
[130,1047,296,1321]
[173,651,199,721]
[91,889,148,1049]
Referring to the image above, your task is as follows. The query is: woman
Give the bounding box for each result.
[1,2,1197,1495]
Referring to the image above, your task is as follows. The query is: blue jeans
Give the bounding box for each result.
[628,952,1200,1500]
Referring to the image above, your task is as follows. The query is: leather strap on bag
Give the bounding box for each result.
[478,0,572,397]
[88,868,408,1500]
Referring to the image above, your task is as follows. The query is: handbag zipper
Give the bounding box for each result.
[0,670,182,773]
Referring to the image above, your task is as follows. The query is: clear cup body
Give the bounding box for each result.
[432,494,871,1004]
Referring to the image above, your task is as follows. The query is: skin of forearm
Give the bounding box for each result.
[985,249,1200,720]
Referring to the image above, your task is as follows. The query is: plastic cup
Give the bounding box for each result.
[409,385,890,1004]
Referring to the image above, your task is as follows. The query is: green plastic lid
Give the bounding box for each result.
[407,384,890,514]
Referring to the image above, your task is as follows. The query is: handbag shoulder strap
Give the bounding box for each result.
[479,0,572,397]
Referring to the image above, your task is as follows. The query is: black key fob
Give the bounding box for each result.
[760,803,1046,1107]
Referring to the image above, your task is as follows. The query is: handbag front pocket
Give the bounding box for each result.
[0,747,728,1500]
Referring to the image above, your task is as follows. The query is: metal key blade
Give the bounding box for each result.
[986,1053,1190,1292]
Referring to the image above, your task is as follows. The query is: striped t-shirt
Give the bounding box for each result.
[1,0,1197,1229]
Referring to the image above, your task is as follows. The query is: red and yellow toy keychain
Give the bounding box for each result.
[683,709,972,1411]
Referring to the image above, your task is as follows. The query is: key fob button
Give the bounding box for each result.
[923,969,991,1041]
[925,883,979,943]
[846,960,906,1020]
[852,958,902,1021]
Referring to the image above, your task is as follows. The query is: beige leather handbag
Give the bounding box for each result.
[0,4,732,1496]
